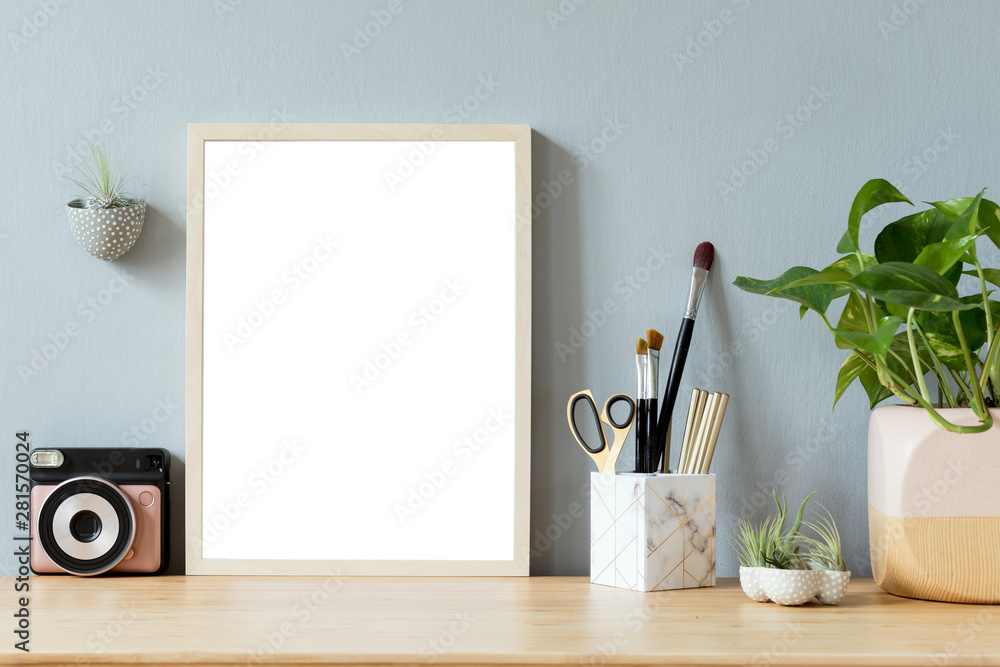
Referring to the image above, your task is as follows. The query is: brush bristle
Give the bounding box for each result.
[636,338,648,355]
[646,329,664,352]
[693,242,715,270]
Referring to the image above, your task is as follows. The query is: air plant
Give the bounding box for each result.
[798,506,848,572]
[65,141,140,209]
[730,491,815,570]
[731,515,779,568]
[730,490,849,571]
[769,490,815,569]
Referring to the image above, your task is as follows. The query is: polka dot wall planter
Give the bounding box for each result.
[739,566,851,606]
[66,198,146,261]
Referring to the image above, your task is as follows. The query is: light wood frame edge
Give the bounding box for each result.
[185,124,206,576]
[185,123,532,576]
[513,125,531,576]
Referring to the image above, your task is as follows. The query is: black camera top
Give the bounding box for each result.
[29,448,170,486]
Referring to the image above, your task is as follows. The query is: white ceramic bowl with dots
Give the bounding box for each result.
[815,569,851,605]
[66,199,146,261]
[738,566,769,602]
[738,567,851,605]
[761,568,820,606]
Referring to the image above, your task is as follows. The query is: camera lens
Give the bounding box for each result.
[69,510,102,543]
[37,477,135,576]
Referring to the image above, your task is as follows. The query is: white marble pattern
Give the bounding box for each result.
[614,476,641,589]
[591,472,715,592]
[590,475,616,544]
[680,475,715,588]
[590,474,617,586]
[648,529,684,591]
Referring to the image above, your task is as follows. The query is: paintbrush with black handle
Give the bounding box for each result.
[653,242,715,469]
[635,337,648,472]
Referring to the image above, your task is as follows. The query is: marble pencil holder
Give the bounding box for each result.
[591,472,716,592]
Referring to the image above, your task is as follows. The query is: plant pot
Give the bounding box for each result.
[869,404,1000,603]
[738,566,769,602]
[66,199,145,261]
[738,566,850,606]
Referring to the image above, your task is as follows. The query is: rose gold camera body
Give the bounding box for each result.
[31,483,163,574]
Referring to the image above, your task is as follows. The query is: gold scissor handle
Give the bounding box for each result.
[567,390,635,474]
[599,393,635,474]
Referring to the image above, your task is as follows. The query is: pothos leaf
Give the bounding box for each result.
[912,235,978,276]
[733,267,836,316]
[874,208,953,263]
[916,308,988,371]
[834,352,871,408]
[780,254,876,291]
[966,268,1000,289]
[847,262,976,312]
[838,179,912,254]
[832,316,902,357]
[932,195,1000,251]
[834,291,869,350]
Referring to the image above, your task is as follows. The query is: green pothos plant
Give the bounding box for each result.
[734,179,1000,434]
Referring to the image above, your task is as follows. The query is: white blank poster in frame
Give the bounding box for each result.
[186,124,531,575]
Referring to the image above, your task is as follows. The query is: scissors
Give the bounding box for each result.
[566,390,636,474]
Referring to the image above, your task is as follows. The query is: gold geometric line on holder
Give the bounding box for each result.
[613,535,637,561]
[615,565,637,591]
[710,476,715,571]
[651,558,685,591]
[636,489,641,588]
[685,494,715,523]
[645,494,716,555]
[696,566,716,587]
[591,519,617,548]
[613,495,644,522]
[645,484,683,524]
[592,481,614,520]
[646,522,683,557]
[685,530,713,557]
[684,565,713,584]
[592,556,615,583]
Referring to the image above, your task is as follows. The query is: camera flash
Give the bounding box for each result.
[29,450,65,468]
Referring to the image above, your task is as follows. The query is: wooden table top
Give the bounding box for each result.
[3,576,998,666]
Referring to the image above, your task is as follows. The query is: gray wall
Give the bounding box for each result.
[4,0,999,577]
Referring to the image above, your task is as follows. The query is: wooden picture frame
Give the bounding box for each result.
[185,124,531,575]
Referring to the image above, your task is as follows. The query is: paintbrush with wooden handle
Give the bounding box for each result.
[645,329,664,473]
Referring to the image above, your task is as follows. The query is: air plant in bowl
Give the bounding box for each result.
[799,509,848,571]
[731,491,850,606]
[64,141,145,260]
